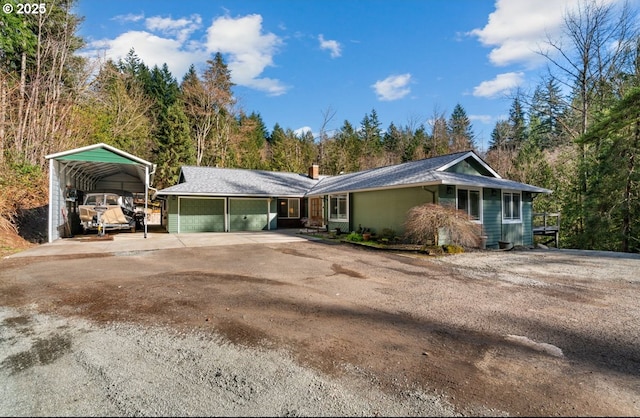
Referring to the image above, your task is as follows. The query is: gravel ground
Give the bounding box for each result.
[1,241,639,416]
[0,307,457,417]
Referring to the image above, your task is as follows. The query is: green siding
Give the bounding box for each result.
[445,157,493,176]
[522,193,533,245]
[229,199,269,231]
[178,198,225,232]
[167,196,178,233]
[175,197,225,233]
[501,223,524,245]
[482,188,502,248]
[351,186,437,235]
[269,199,278,230]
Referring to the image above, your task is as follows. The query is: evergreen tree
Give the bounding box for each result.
[358,109,383,166]
[269,128,317,173]
[383,122,401,154]
[579,87,640,252]
[508,96,527,150]
[153,103,195,189]
[529,78,567,150]
[447,103,475,152]
[147,64,180,114]
[323,120,361,174]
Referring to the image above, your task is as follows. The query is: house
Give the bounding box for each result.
[154,150,552,248]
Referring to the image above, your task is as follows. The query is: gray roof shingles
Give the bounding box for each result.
[158,166,319,197]
[156,151,551,197]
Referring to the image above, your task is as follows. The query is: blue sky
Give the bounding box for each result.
[74,0,628,151]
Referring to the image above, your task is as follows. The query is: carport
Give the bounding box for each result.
[45,143,156,242]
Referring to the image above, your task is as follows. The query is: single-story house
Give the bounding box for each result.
[155,150,551,248]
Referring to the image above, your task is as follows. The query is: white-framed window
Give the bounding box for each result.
[502,191,521,222]
[329,194,348,221]
[277,198,300,218]
[457,188,481,221]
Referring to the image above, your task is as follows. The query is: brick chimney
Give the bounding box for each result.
[308,164,319,180]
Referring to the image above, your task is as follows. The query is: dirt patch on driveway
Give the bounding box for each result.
[1,241,639,416]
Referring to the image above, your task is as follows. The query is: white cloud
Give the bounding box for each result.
[112,13,145,24]
[473,72,524,98]
[469,114,493,124]
[371,73,412,101]
[83,30,204,79]
[145,15,202,43]
[318,34,341,58]
[82,13,288,95]
[294,126,313,137]
[469,0,582,67]
[206,14,287,96]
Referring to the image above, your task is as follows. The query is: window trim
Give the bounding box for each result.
[329,194,349,221]
[456,187,482,223]
[502,191,522,223]
[277,198,300,219]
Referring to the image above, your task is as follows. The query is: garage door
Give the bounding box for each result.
[178,198,225,232]
[229,198,269,231]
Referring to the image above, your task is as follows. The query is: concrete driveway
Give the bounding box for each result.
[6,228,315,258]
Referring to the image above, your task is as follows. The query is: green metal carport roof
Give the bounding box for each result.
[45,143,156,242]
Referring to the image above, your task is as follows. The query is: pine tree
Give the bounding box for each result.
[447,104,476,152]
[579,87,640,252]
[154,103,195,189]
[358,109,383,167]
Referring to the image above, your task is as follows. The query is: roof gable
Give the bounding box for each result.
[46,143,153,167]
[437,152,501,178]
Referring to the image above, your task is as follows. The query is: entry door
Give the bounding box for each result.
[309,197,323,223]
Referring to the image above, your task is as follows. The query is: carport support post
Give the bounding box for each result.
[144,165,149,238]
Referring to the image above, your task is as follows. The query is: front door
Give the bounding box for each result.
[309,197,323,225]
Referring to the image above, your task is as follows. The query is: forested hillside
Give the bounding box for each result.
[1,0,639,252]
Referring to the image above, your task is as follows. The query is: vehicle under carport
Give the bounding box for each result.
[45,143,156,242]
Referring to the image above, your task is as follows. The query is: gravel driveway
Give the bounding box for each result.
[1,240,639,416]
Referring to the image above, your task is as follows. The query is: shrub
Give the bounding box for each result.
[404,203,481,248]
[379,228,396,240]
[344,232,363,242]
[442,244,465,254]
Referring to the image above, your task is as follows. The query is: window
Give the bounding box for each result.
[457,188,481,221]
[503,192,521,221]
[277,198,300,218]
[329,194,348,221]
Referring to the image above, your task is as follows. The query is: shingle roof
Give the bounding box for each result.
[157,166,319,197]
[155,151,551,197]
[305,151,550,195]
[307,151,470,195]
